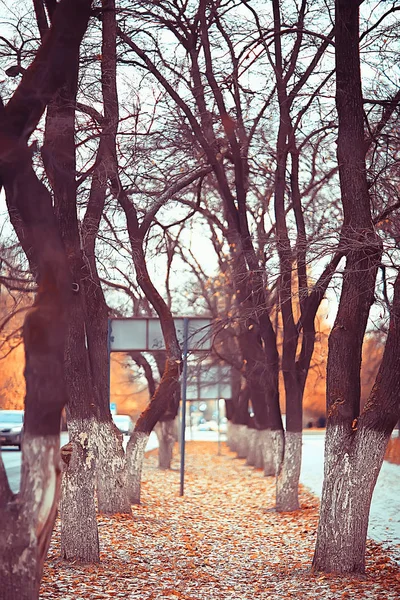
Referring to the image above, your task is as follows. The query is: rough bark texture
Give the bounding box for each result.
[245,428,257,466]
[125,432,150,504]
[236,424,250,459]
[227,423,240,452]
[314,274,400,572]
[117,159,182,499]
[253,431,264,469]
[80,0,131,516]
[276,432,302,511]
[0,436,61,600]
[40,0,128,557]
[313,426,388,572]
[60,422,99,563]
[95,421,131,515]
[312,0,398,574]
[260,430,284,477]
[155,420,177,470]
[0,0,91,588]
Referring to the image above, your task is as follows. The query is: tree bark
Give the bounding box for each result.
[125,358,181,503]
[260,430,284,477]
[312,0,395,574]
[0,435,63,600]
[155,419,177,469]
[245,427,257,466]
[42,0,130,519]
[40,34,103,556]
[153,351,178,470]
[60,430,99,563]
[276,432,302,511]
[125,432,150,505]
[0,0,91,591]
[117,176,182,501]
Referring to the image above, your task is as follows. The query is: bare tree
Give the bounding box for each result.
[313,0,400,574]
[0,0,92,595]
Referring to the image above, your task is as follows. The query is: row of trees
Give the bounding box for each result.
[0,0,399,596]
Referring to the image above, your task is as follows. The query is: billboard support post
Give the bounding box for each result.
[217,394,221,457]
[108,316,217,496]
[179,317,189,497]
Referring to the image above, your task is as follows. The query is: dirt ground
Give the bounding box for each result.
[40,442,400,600]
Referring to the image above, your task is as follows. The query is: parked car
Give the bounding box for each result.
[196,418,228,433]
[112,414,134,435]
[0,410,24,450]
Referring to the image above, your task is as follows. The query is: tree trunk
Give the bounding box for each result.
[276,432,302,511]
[79,0,131,517]
[312,0,396,574]
[313,273,400,572]
[0,0,92,594]
[253,431,264,469]
[227,422,240,452]
[125,432,150,504]
[155,419,177,469]
[60,424,99,563]
[260,430,284,477]
[118,182,182,502]
[95,421,131,514]
[245,427,257,465]
[313,424,391,572]
[58,292,100,558]
[41,0,129,528]
[236,424,249,459]
[229,384,250,453]
[125,356,181,503]
[0,435,62,600]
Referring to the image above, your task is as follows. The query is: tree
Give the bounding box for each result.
[0,0,92,595]
[115,2,345,511]
[313,0,400,574]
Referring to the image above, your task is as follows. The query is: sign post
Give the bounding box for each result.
[217,396,221,456]
[108,316,213,497]
[179,318,189,497]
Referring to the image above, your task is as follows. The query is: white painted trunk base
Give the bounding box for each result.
[60,419,99,563]
[246,429,257,466]
[0,435,61,600]
[260,429,284,476]
[125,431,149,504]
[227,423,240,452]
[95,421,130,515]
[226,421,235,451]
[276,432,302,511]
[254,430,264,469]
[236,424,250,459]
[313,424,390,573]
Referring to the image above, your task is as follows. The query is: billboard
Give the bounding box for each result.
[109,317,212,352]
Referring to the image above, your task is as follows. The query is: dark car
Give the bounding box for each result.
[0,410,24,450]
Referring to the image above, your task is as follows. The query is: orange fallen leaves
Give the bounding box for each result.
[39,442,400,600]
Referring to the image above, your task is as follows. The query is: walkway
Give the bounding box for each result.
[39,442,399,600]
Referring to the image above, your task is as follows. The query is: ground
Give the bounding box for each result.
[40,442,400,600]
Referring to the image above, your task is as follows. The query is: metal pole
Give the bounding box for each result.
[189,400,193,441]
[179,318,189,496]
[107,319,112,410]
[217,390,221,456]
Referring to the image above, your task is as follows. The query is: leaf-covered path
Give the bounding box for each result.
[40,442,400,599]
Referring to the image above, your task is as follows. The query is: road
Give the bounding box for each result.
[301,432,400,562]
[2,429,399,562]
